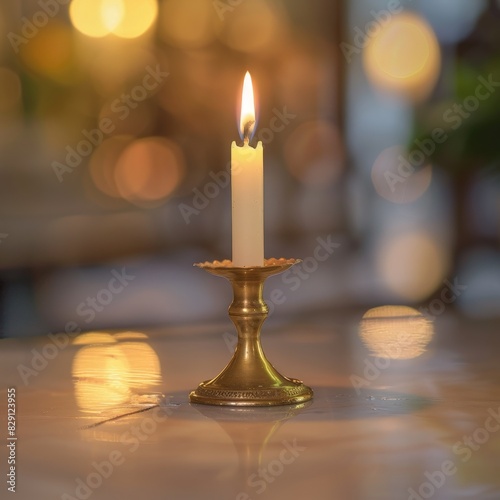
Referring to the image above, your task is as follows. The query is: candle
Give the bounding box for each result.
[231,71,264,267]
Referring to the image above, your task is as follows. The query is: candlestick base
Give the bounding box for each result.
[190,259,314,407]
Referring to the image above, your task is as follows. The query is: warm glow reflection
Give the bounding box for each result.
[72,331,162,413]
[363,12,440,101]
[359,305,434,359]
[371,146,433,203]
[114,331,148,340]
[118,342,162,389]
[73,344,131,412]
[239,71,256,140]
[284,120,344,186]
[114,137,185,207]
[73,332,116,345]
[377,232,449,301]
[159,0,215,49]
[70,0,157,38]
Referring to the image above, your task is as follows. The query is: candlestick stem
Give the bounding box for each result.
[190,259,314,406]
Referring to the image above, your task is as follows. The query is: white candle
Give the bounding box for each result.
[231,71,264,267]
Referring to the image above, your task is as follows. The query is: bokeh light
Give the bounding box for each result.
[376,231,449,301]
[73,331,117,345]
[70,0,109,38]
[114,137,185,207]
[371,145,433,203]
[19,22,74,83]
[363,12,440,101]
[90,135,134,198]
[101,0,124,32]
[70,0,157,38]
[284,120,344,186]
[159,0,215,49]
[359,305,434,359]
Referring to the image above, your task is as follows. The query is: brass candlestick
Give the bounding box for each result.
[190,258,313,407]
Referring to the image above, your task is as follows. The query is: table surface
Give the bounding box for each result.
[1,308,500,500]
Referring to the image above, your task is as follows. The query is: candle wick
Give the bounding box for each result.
[243,120,255,145]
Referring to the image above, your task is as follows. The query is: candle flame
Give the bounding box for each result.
[239,71,256,144]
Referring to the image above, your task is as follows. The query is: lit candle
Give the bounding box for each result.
[231,71,264,267]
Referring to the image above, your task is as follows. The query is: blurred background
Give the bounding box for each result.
[0,0,499,337]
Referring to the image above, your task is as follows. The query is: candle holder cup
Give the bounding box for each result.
[190,258,313,407]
